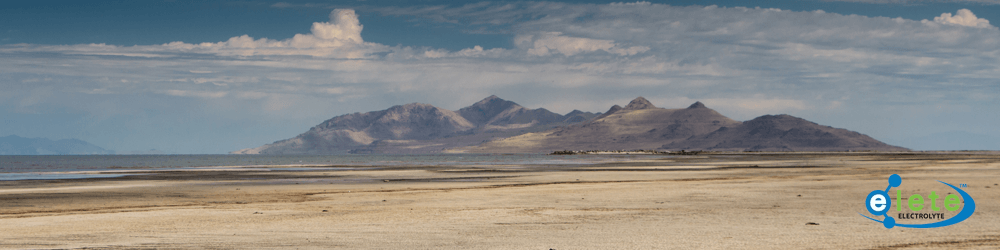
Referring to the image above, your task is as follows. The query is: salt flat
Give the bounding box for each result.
[1,153,998,249]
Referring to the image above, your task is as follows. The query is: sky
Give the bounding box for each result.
[2,0,1000,153]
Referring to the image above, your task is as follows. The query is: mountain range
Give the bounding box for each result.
[0,135,114,155]
[234,96,907,154]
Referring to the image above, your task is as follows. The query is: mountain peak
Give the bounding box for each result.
[459,95,528,126]
[687,101,706,109]
[593,104,623,120]
[607,104,623,113]
[565,110,586,116]
[623,97,656,110]
[474,95,503,105]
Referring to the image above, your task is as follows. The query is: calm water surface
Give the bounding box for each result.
[0,154,665,181]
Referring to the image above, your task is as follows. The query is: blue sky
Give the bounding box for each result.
[2,0,1000,153]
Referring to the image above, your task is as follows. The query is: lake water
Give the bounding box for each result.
[0,154,654,181]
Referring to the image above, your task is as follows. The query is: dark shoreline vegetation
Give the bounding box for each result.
[550,150,695,155]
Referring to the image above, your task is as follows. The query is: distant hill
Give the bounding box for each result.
[235,96,907,154]
[0,135,114,155]
[458,95,566,131]
[456,98,744,153]
[234,96,596,154]
[562,110,601,123]
[659,114,909,152]
[233,103,475,154]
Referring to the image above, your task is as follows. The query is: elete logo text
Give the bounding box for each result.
[859,174,976,229]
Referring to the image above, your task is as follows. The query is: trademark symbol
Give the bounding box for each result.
[960,184,967,188]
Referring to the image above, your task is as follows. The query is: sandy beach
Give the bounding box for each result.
[1,153,998,249]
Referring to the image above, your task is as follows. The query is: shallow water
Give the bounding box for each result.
[0,173,133,181]
[0,154,671,180]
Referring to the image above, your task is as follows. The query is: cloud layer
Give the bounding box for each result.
[3,2,999,152]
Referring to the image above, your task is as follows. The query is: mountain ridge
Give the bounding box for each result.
[235,96,589,154]
[234,96,908,154]
[659,114,908,152]
[0,135,114,155]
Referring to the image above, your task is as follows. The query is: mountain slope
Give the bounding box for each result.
[659,114,909,152]
[235,96,908,154]
[233,96,589,154]
[563,110,602,123]
[0,135,114,155]
[458,95,566,131]
[234,103,475,154]
[455,98,907,153]
[454,98,742,153]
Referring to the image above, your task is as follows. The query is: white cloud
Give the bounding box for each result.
[3,3,1000,152]
[0,10,386,59]
[159,9,387,58]
[161,89,228,99]
[925,9,992,28]
[517,32,650,56]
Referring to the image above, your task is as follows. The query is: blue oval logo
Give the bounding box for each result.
[859,174,976,229]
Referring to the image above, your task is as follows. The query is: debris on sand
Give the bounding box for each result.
[806,222,819,225]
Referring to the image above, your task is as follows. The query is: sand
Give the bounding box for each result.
[1,153,998,249]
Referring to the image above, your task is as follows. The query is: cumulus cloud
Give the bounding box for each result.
[925,9,992,28]
[159,9,386,58]
[0,9,387,59]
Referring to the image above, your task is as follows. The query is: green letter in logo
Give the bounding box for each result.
[944,194,961,211]
[909,194,924,211]
[929,191,939,211]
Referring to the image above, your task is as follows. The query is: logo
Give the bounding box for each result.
[859,174,976,229]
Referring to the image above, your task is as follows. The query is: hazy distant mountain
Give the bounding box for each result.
[0,135,114,155]
[234,96,592,154]
[562,110,601,123]
[458,95,567,131]
[659,114,909,152]
[236,96,907,154]
[456,97,743,153]
[234,103,475,154]
[456,97,907,153]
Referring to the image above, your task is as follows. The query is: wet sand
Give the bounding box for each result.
[1,153,998,249]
